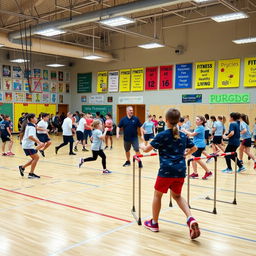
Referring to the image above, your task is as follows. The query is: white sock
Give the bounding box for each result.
[152,219,157,224]
[187,216,193,222]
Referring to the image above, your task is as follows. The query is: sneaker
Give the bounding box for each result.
[153,149,157,152]
[202,171,212,180]
[248,156,251,161]
[144,219,159,232]
[82,147,88,152]
[74,147,78,152]
[237,166,246,173]
[55,147,59,154]
[105,146,108,150]
[123,161,131,167]
[69,152,76,155]
[78,158,84,168]
[239,160,244,165]
[2,153,7,156]
[187,217,200,240]
[39,150,45,157]
[28,173,40,179]
[254,162,256,170]
[221,168,233,173]
[19,165,25,177]
[110,146,113,150]
[189,173,199,179]
[103,169,112,174]
[6,152,15,156]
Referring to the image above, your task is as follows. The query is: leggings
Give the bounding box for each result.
[57,136,74,154]
[83,150,106,169]
[225,144,242,170]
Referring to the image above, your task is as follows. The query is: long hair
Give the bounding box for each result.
[197,116,206,126]
[241,113,249,125]
[165,108,180,140]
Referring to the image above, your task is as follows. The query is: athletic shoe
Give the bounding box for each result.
[248,156,251,160]
[202,171,212,180]
[103,169,112,174]
[7,152,15,156]
[105,146,108,150]
[144,219,159,232]
[28,173,40,179]
[221,168,233,173]
[123,161,131,167]
[239,160,244,165]
[74,147,78,152]
[237,166,246,173]
[153,149,157,152]
[2,153,7,156]
[187,217,200,240]
[110,146,113,150]
[39,150,45,157]
[78,158,84,168]
[19,166,25,177]
[189,173,199,179]
[55,147,59,154]
[82,147,88,152]
[254,162,256,170]
[69,152,76,155]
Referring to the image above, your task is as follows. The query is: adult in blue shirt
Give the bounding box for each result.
[116,106,143,167]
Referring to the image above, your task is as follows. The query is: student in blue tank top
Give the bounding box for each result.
[182,116,212,180]
[211,116,226,153]
[141,115,155,146]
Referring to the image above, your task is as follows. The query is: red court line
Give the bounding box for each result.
[0,187,131,223]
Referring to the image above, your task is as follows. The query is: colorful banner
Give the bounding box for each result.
[244,57,256,87]
[217,59,240,88]
[175,63,192,89]
[159,65,173,90]
[195,61,215,89]
[119,69,131,92]
[131,68,144,91]
[182,94,202,103]
[97,71,108,93]
[108,71,119,92]
[209,94,250,104]
[82,105,112,117]
[145,67,158,90]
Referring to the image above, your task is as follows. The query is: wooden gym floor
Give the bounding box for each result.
[0,136,256,256]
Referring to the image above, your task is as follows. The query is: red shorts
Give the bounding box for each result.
[154,176,185,194]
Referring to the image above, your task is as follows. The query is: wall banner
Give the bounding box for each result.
[118,96,143,104]
[97,71,108,93]
[209,93,250,104]
[108,71,119,92]
[89,95,105,104]
[119,69,131,92]
[182,94,202,103]
[131,68,144,91]
[244,57,256,87]
[145,67,158,90]
[77,73,92,93]
[175,63,192,89]
[159,65,173,90]
[195,61,215,89]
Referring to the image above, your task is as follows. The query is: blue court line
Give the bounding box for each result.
[159,218,256,243]
[66,180,99,187]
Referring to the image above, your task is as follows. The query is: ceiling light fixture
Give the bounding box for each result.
[46,64,65,67]
[138,42,165,49]
[35,28,66,37]
[10,59,30,63]
[99,16,135,27]
[211,12,249,23]
[82,55,102,60]
[193,0,212,3]
[0,44,4,47]
[232,37,256,44]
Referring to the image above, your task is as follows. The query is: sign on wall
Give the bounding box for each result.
[77,73,92,93]
[217,59,240,88]
[97,71,108,93]
[108,71,119,92]
[175,63,192,89]
[119,69,131,92]
[182,94,202,103]
[118,96,143,104]
[82,105,112,116]
[89,95,105,104]
[195,61,215,89]
[209,93,250,104]
[131,68,144,91]
[244,57,256,87]
[145,67,158,90]
[159,65,173,90]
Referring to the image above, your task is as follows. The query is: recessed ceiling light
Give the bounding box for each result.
[10,59,30,63]
[211,12,248,23]
[138,42,165,49]
[99,16,135,27]
[46,63,65,67]
[82,55,102,60]
[0,44,4,47]
[36,28,66,37]
[232,37,256,44]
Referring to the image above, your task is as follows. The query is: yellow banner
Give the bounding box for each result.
[217,59,240,88]
[195,61,215,89]
[131,68,144,91]
[97,71,108,93]
[244,57,256,87]
[119,69,131,92]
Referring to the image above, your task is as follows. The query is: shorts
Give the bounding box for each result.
[192,147,205,157]
[254,135,256,140]
[205,130,210,139]
[154,176,185,194]
[37,133,50,143]
[84,129,92,139]
[63,135,74,143]
[124,138,139,152]
[241,138,252,147]
[213,136,222,145]
[1,135,10,143]
[23,149,38,156]
[106,131,113,136]
[76,131,85,141]
[144,133,154,141]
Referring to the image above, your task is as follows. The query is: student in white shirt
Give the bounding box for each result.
[55,112,76,155]
[19,113,44,179]
[74,113,88,152]
[37,113,51,157]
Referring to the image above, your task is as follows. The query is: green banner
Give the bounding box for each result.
[77,73,92,93]
[82,105,112,116]
[209,94,250,104]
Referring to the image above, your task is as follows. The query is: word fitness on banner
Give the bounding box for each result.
[159,65,173,90]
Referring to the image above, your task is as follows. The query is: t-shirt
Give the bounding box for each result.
[37,120,48,134]
[77,118,86,132]
[193,125,206,148]
[150,129,194,178]
[184,120,191,130]
[118,116,142,141]
[213,121,224,136]
[91,129,103,151]
[105,119,113,131]
[18,117,25,128]
[158,121,165,132]
[62,117,73,136]
[85,118,93,130]
[240,121,251,139]
[228,122,240,146]
[142,121,154,134]
[0,121,10,136]
[152,120,158,127]
[22,123,37,149]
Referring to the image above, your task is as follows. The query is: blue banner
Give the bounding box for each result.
[175,63,193,89]
[182,94,202,103]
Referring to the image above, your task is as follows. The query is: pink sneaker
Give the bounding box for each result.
[189,173,199,179]
[202,171,212,180]
[144,219,159,232]
[2,153,7,156]
[187,217,200,239]
[7,152,15,156]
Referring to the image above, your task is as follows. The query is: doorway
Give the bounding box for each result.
[58,104,69,115]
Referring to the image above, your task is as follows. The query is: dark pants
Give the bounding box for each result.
[57,135,74,154]
[205,130,210,145]
[83,150,106,169]
[225,144,242,170]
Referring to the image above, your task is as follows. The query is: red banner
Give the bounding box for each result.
[160,65,173,90]
[145,67,158,90]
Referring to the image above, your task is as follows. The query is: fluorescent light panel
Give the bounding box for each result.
[232,37,256,44]
[194,0,212,3]
[10,59,30,63]
[211,12,248,22]
[0,44,4,47]
[82,55,102,60]
[46,63,65,67]
[99,16,135,27]
[138,42,165,49]
[36,28,66,37]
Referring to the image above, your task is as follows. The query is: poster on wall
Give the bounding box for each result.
[58,82,65,93]
[159,65,173,90]
[42,93,50,103]
[81,96,87,103]
[26,93,32,102]
[217,58,240,88]
[51,71,57,80]
[5,92,12,102]
[13,66,23,78]
[31,79,42,93]
[182,94,202,103]
[59,94,64,103]
[24,80,30,91]
[13,79,23,91]
[244,57,256,87]
[3,78,12,90]
[97,71,108,93]
[58,71,64,81]
[33,93,41,103]
[43,70,49,80]
[42,81,50,92]
[145,67,158,90]
[89,95,104,104]
[51,93,57,103]
[0,92,3,102]
[3,65,11,77]
[119,69,131,92]
[33,69,41,78]
[108,71,119,92]
[66,83,70,93]
[77,73,92,93]
[15,92,24,102]
[131,68,144,91]
[175,63,192,89]
[50,81,58,92]
[195,61,215,89]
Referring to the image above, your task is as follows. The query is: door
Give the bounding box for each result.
[58,104,69,115]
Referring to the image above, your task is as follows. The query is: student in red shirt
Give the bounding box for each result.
[84,113,93,147]
[152,115,158,134]
[105,113,113,150]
